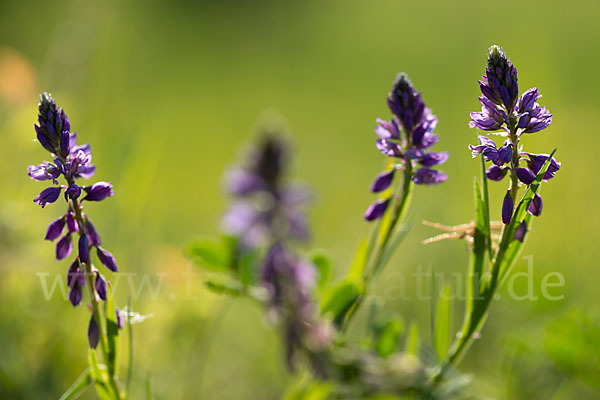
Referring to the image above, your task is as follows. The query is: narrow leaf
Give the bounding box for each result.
[186,237,230,272]
[321,281,362,327]
[58,368,92,400]
[434,284,452,360]
[105,284,119,378]
[348,239,368,282]
[405,322,420,355]
[374,318,404,358]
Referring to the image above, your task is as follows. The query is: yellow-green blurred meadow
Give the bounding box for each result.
[1,0,599,398]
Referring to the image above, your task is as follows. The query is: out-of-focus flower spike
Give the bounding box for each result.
[413,168,447,185]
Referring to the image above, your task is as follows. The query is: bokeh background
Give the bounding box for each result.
[1,0,599,399]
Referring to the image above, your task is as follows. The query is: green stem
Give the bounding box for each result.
[437,123,521,380]
[340,161,414,333]
[64,170,122,400]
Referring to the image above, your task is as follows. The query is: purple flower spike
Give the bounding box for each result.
[528,193,543,217]
[370,170,395,193]
[66,212,78,233]
[375,139,403,157]
[97,247,118,272]
[79,234,89,264]
[83,182,114,202]
[68,280,83,306]
[502,191,513,224]
[481,45,519,110]
[413,168,447,185]
[56,234,72,260]
[486,165,509,181]
[516,168,536,185]
[88,316,100,349]
[45,217,66,241]
[95,272,107,301]
[514,220,528,242]
[374,118,400,140]
[34,187,62,207]
[364,198,390,221]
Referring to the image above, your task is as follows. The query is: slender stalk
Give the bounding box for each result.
[63,168,122,400]
[340,161,413,333]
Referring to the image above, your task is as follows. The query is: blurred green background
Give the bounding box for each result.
[1,0,598,398]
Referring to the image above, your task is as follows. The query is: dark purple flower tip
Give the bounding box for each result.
[420,152,449,167]
[67,258,84,287]
[526,153,561,180]
[413,168,447,185]
[34,186,62,208]
[518,88,539,113]
[514,220,528,242]
[502,191,514,224]
[370,170,395,193]
[28,162,60,182]
[88,315,100,349]
[486,165,509,181]
[66,212,78,233]
[225,169,265,195]
[35,126,55,153]
[45,216,66,241]
[56,234,73,260]
[84,216,101,246]
[79,234,89,264]
[387,73,426,131]
[364,198,390,221]
[528,193,543,217]
[516,167,536,185]
[64,184,81,201]
[375,139,403,157]
[95,271,107,301]
[68,280,83,306]
[83,181,114,202]
[484,45,519,109]
[374,118,400,140]
[97,247,118,272]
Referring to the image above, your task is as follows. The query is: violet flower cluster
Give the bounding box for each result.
[29,93,121,348]
[468,46,560,239]
[223,135,331,370]
[365,73,448,221]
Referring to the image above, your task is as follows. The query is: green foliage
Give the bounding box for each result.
[187,236,235,273]
[310,251,333,291]
[373,317,405,358]
[105,284,119,378]
[321,281,362,328]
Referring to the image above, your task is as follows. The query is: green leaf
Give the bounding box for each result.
[310,251,332,291]
[434,284,452,360]
[374,318,405,358]
[186,237,231,272]
[105,284,119,378]
[405,322,420,355]
[348,239,369,282]
[371,222,411,280]
[321,281,362,327]
[59,368,92,400]
[469,175,488,315]
[237,246,259,285]
[204,275,244,296]
[87,350,112,400]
